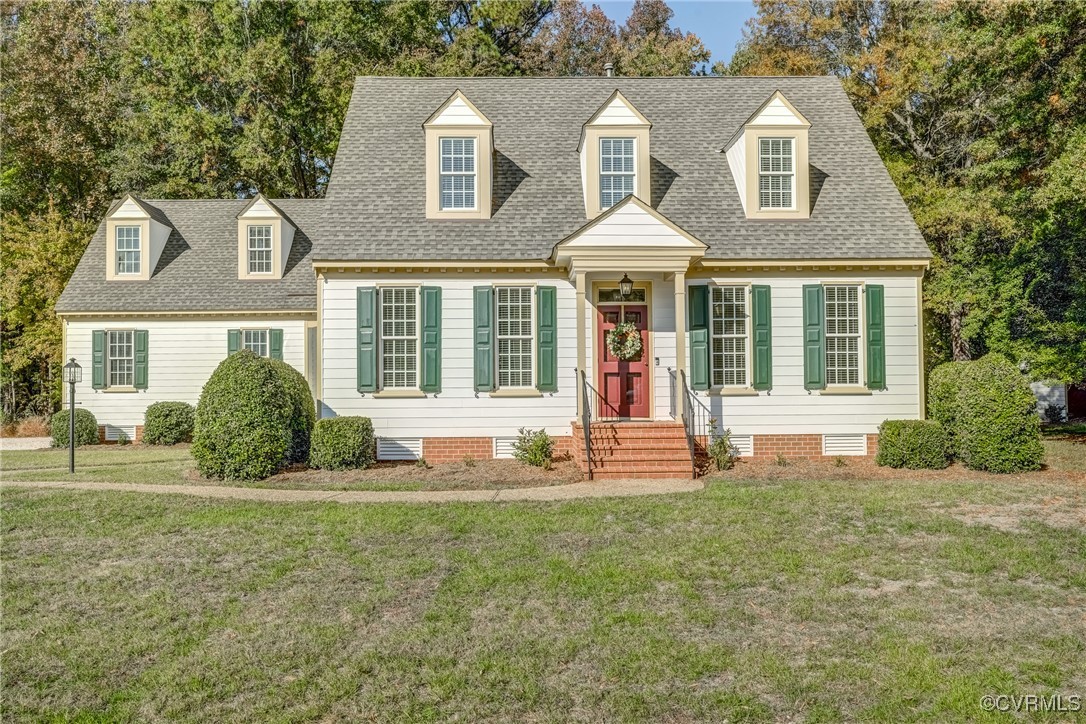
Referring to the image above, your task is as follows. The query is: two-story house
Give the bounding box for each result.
[56,76,931,478]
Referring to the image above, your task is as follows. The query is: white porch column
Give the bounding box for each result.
[673,270,686,418]
[574,270,587,415]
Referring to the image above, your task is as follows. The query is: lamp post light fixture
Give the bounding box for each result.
[618,273,634,300]
[63,358,82,474]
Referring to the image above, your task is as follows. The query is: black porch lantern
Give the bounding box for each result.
[618,273,634,299]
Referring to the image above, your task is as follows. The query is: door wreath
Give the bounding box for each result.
[607,321,642,361]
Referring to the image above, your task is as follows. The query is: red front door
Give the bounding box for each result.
[597,304,650,419]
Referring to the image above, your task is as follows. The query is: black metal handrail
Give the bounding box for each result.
[677,370,714,478]
[579,369,593,480]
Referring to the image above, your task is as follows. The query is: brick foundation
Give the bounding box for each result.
[751,433,879,461]
[97,425,143,445]
[421,437,494,463]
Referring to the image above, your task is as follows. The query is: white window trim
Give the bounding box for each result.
[599,136,636,210]
[438,136,478,212]
[246,224,274,275]
[106,329,136,389]
[378,286,422,391]
[114,226,142,276]
[709,284,752,389]
[241,328,271,357]
[823,282,865,387]
[494,285,536,390]
[757,137,797,211]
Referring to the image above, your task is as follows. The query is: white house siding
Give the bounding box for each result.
[319,273,578,439]
[685,271,923,435]
[751,96,805,125]
[63,318,309,428]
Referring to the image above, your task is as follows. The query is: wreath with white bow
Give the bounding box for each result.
[606,321,642,361]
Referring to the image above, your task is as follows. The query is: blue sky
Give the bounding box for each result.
[596,0,758,69]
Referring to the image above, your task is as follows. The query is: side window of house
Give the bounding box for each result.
[600,137,635,209]
[115,226,141,275]
[710,286,748,387]
[758,138,794,210]
[495,286,534,388]
[243,329,269,357]
[92,329,147,390]
[108,330,135,387]
[381,287,419,389]
[439,138,476,210]
[824,284,861,385]
[248,225,273,274]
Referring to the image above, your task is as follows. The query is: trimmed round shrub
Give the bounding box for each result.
[875,419,951,469]
[270,359,315,465]
[142,402,195,445]
[309,416,375,470]
[192,351,292,480]
[957,354,1044,473]
[50,408,98,447]
[927,361,970,454]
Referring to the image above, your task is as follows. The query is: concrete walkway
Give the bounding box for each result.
[1,478,703,504]
[0,436,52,451]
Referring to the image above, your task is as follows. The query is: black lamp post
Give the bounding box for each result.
[618,273,634,299]
[63,358,82,474]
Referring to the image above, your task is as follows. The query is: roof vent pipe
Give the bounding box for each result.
[604,63,614,78]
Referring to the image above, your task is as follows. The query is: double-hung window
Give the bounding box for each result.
[108,330,135,387]
[496,287,533,388]
[115,226,141,275]
[439,138,476,210]
[825,285,861,385]
[600,138,635,209]
[710,286,748,387]
[758,138,794,209]
[242,330,269,357]
[380,287,418,389]
[248,225,273,274]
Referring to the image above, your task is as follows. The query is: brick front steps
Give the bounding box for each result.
[572,421,696,480]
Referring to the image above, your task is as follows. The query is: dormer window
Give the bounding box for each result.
[600,138,635,209]
[758,138,794,210]
[439,137,477,210]
[247,225,273,274]
[115,226,142,275]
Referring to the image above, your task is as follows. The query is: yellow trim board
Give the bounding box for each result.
[58,310,316,319]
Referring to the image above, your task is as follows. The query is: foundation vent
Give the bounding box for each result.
[729,434,754,457]
[822,433,867,456]
[376,437,423,461]
[104,425,137,442]
[493,437,518,459]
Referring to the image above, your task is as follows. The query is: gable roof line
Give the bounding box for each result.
[236,193,290,221]
[551,195,707,258]
[721,89,812,152]
[422,88,493,127]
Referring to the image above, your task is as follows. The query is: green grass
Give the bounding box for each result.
[3,475,1085,722]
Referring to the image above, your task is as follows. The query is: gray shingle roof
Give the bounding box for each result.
[321,76,930,261]
[56,199,320,313]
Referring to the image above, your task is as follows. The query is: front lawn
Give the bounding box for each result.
[3,473,1085,721]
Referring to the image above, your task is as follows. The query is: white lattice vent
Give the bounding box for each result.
[104,425,136,442]
[729,435,754,457]
[493,437,518,459]
[822,433,867,456]
[376,437,423,461]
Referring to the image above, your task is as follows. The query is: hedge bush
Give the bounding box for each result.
[50,408,98,447]
[875,419,951,469]
[191,351,293,480]
[270,359,315,464]
[308,416,376,470]
[957,354,1044,473]
[513,427,554,468]
[142,402,195,445]
[927,361,970,453]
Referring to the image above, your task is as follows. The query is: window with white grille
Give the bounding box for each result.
[711,286,748,387]
[108,330,134,387]
[825,285,861,385]
[439,137,476,210]
[600,137,635,209]
[496,286,533,388]
[243,329,269,357]
[380,287,418,389]
[758,138,794,209]
[248,225,273,274]
[115,226,141,274]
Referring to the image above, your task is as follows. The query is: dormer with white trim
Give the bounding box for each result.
[237,194,295,280]
[580,90,652,219]
[424,90,493,220]
[105,194,171,281]
[724,90,811,220]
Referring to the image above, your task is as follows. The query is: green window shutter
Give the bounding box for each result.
[420,286,441,393]
[751,285,772,390]
[227,329,241,355]
[134,330,149,389]
[473,286,494,392]
[92,330,106,389]
[688,285,710,390]
[802,284,826,390]
[269,329,284,361]
[865,284,886,390]
[357,287,377,392]
[536,286,558,392]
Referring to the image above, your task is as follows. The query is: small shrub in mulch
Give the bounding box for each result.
[308,416,375,470]
[876,419,951,470]
[49,408,99,447]
[513,427,554,468]
[142,402,195,445]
